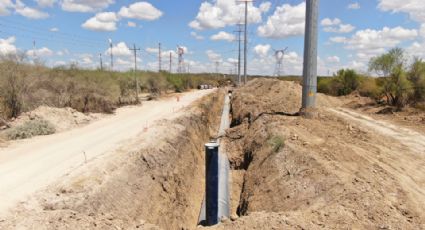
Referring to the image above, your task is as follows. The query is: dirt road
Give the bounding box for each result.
[0,89,214,216]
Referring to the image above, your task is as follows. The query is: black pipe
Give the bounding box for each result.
[205,142,220,226]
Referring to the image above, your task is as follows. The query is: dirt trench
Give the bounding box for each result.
[0,91,224,230]
[207,79,425,229]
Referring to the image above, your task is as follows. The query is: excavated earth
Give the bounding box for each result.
[205,79,425,229]
[0,91,224,230]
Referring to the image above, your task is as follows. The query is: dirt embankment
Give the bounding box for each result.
[0,91,224,229]
[208,79,425,229]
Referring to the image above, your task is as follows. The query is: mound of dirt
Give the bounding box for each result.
[10,106,100,132]
[216,79,425,229]
[231,78,343,126]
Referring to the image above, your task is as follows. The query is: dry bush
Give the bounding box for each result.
[6,119,56,140]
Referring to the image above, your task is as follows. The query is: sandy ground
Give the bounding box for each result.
[0,89,214,217]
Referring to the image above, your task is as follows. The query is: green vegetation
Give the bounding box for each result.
[314,48,425,110]
[6,119,56,140]
[268,135,285,153]
[0,54,228,119]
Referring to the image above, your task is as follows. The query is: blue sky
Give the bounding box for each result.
[0,0,424,76]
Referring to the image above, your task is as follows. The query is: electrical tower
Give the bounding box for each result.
[99,53,103,71]
[108,39,114,71]
[130,44,141,103]
[238,0,253,84]
[177,46,185,73]
[234,24,243,86]
[158,42,162,72]
[169,52,172,73]
[215,61,220,74]
[273,47,288,77]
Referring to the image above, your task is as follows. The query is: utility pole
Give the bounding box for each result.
[130,44,141,103]
[301,0,319,116]
[158,42,162,72]
[243,1,252,84]
[169,52,172,73]
[234,24,243,86]
[99,53,103,71]
[32,40,37,60]
[109,39,114,71]
[215,61,220,74]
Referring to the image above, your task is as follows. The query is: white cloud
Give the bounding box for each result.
[127,21,137,27]
[15,0,49,19]
[50,27,59,32]
[36,0,56,7]
[210,31,235,42]
[118,2,163,21]
[0,0,14,16]
[82,12,118,32]
[254,44,271,57]
[348,2,360,10]
[378,0,425,22]
[0,36,17,55]
[258,2,305,39]
[330,26,418,60]
[105,42,131,57]
[27,47,54,57]
[206,50,222,62]
[321,18,341,26]
[324,24,355,33]
[190,31,204,40]
[61,0,114,12]
[326,56,340,63]
[190,0,271,30]
[321,18,354,33]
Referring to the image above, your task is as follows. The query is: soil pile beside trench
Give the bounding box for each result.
[207,79,424,229]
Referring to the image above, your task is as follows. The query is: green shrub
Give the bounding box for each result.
[6,119,56,140]
[268,135,285,153]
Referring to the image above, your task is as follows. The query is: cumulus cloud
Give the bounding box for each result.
[190,31,204,40]
[321,18,341,26]
[326,56,340,63]
[105,42,131,57]
[254,44,271,57]
[61,0,114,12]
[27,47,54,57]
[348,2,360,10]
[206,50,222,62]
[210,31,235,42]
[36,0,56,7]
[118,2,163,21]
[127,21,137,27]
[15,0,49,19]
[189,0,271,30]
[82,12,118,31]
[257,2,305,39]
[0,36,17,55]
[330,26,418,60]
[378,0,425,22]
[321,18,355,33]
[0,0,14,16]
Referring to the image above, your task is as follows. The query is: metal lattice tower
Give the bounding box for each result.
[177,46,185,73]
[273,47,288,77]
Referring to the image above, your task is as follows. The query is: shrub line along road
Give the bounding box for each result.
[0,89,214,216]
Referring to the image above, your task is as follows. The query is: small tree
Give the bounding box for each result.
[369,48,412,108]
[408,57,425,104]
[0,53,29,118]
[334,69,360,96]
